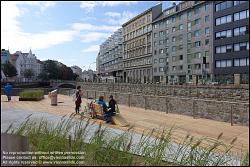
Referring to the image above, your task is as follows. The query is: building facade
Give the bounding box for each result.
[98,28,123,82]
[213,1,249,83]
[122,3,162,83]
[15,50,43,80]
[152,1,214,84]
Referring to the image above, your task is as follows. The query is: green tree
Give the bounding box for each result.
[23,69,34,79]
[2,61,17,77]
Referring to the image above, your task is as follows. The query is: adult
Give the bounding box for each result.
[75,86,82,114]
[97,96,111,123]
[108,95,117,116]
[4,83,13,101]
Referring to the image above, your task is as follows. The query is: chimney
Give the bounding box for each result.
[173,2,176,6]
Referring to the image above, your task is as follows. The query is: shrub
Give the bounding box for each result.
[19,89,44,98]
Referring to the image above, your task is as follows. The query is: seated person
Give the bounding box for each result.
[96,96,111,123]
[108,95,117,116]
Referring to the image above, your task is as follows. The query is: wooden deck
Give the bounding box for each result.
[1,95,248,153]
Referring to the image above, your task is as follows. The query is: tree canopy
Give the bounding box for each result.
[2,61,17,77]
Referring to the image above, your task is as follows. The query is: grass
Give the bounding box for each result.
[5,115,248,166]
[19,89,44,98]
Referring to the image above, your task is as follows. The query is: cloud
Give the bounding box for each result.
[80,1,138,13]
[105,12,121,17]
[71,22,120,32]
[1,1,77,52]
[82,45,100,53]
[105,11,138,26]
[80,32,111,43]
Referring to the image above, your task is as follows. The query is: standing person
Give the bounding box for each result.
[4,83,13,101]
[75,86,82,114]
[108,95,117,116]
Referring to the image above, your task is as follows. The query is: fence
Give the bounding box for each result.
[77,89,248,126]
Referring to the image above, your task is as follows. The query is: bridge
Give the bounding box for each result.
[50,80,77,89]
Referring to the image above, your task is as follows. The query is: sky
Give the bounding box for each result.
[1,1,179,71]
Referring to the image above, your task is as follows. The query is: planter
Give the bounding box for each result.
[19,96,44,101]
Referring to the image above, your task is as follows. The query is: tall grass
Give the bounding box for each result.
[5,116,247,166]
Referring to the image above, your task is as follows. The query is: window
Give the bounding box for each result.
[159,40,164,45]
[194,18,201,25]
[234,10,249,21]
[205,39,209,45]
[205,3,209,11]
[154,59,157,64]
[179,14,183,20]
[154,42,157,46]
[172,66,176,71]
[172,17,176,23]
[166,57,169,62]
[154,68,157,72]
[179,24,183,30]
[205,15,209,22]
[205,27,210,35]
[166,48,169,53]
[187,11,192,19]
[195,64,201,69]
[234,42,249,51]
[159,67,164,72]
[195,52,201,59]
[187,22,192,31]
[187,33,192,40]
[159,49,164,54]
[234,1,247,6]
[172,27,176,32]
[234,58,248,66]
[205,51,209,57]
[179,35,183,43]
[215,15,232,26]
[194,7,200,15]
[179,65,183,70]
[154,33,158,38]
[195,41,201,47]
[166,29,169,34]
[216,45,232,53]
[172,37,176,42]
[172,46,176,52]
[215,30,232,39]
[154,24,158,29]
[194,30,200,37]
[216,1,233,12]
[154,50,157,54]
[166,38,169,44]
[172,56,176,61]
[179,55,183,60]
[159,31,164,36]
[234,26,247,36]
[159,58,164,63]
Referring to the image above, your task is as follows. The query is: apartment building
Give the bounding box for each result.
[122,3,162,83]
[213,1,249,83]
[98,28,123,82]
[152,1,214,84]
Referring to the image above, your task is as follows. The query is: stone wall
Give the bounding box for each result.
[78,83,249,102]
[81,89,249,126]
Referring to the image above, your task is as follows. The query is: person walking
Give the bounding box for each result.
[75,86,82,114]
[4,83,13,101]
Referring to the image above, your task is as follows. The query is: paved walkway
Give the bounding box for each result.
[1,95,248,153]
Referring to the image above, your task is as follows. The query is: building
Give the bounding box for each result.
[213,1,249,83]
[122,3,162,83]
[98,28,123,82]
[152,1,214,84]
[71,65,82,76]
[81,69,97,82]
[15,50,43,80]
[1,49,10,69]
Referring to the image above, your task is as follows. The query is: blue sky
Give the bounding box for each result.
[1,1,178,71]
